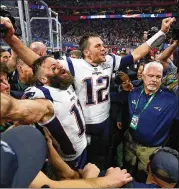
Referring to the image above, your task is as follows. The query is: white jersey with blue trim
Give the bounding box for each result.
[60,54,126,124]
[23,85,87,161]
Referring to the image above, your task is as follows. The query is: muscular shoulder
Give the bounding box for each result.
[1,93,14,118]
[106,54,123,70]
[105,54,116,65]
[35,98,54,121]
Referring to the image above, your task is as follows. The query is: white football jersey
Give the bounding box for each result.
[60,54,133,124]
[23,85,87,161]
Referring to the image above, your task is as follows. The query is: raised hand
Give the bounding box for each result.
[161,17,176,33]
[0,16,15,39]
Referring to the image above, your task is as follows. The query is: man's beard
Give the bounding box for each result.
[147,85,158,92]
[48,72,74,90]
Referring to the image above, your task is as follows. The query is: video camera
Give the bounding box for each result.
[147,25,179,42]
[147,26,159,39]
[171,28,179,40]
[0,7,22,38]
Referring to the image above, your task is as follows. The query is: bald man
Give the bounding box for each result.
[30,41,47,56]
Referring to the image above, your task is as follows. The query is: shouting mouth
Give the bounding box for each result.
[60,68,67,75]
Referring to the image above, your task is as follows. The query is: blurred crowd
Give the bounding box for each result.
[30,18,179,48]
[61,19,162,47]
[45,0,177,6]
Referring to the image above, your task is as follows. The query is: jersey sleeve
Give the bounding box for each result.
[109,54,134,71]
[22,86,45,99]
[106,54,121,71]
[118,54,134,70]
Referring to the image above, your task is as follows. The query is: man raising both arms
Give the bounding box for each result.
[0,16,176,169]
[60,17,175,169]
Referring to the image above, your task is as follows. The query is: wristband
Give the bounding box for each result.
[146,30,166,48]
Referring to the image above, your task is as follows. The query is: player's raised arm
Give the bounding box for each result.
[0,17,40,67]
[158,40,179,62]
[131,17,176,62]
[0,93,52,124]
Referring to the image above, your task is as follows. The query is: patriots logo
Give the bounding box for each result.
[21,92,35,99]
[1,141,15,155]
[132,100,136,104]
[154,106,162,111]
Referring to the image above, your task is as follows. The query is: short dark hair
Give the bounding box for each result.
[79,33,100,58]
[32,55,51,82]
[0,48,8,55]
[0,63,9,75]
[138,62,145,69]
[32,55,51,74]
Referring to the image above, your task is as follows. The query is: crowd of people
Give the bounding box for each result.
[30,18,179,48]
[61,19,163,47]
[0,11,179,189]
[1,16,178,50]
[46,0,178,16]
[45,0,177,6]
[1,1,179,50]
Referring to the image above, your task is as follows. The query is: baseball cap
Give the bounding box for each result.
[149,147,179,184]
[0,126,47,187]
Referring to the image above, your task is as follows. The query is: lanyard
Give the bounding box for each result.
[134,88,156,116]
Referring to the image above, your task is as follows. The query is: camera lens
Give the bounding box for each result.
[0,24,9,38]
